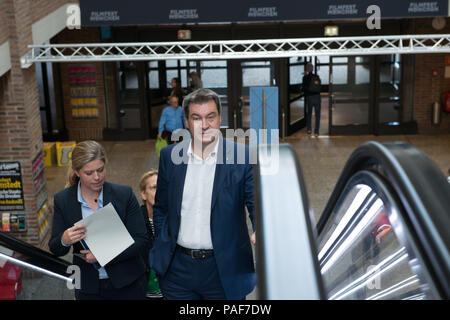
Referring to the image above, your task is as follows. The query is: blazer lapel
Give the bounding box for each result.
[211,138,230,210]
[102,182,112,207]
[68,185,83,226]
[173,143,188,218]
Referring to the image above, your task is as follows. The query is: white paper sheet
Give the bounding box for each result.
[74,203,135,267]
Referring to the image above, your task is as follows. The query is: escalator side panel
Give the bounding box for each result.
[318,171,439,300]
[317,141,450,298]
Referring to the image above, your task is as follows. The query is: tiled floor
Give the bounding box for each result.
[286,132,450,222]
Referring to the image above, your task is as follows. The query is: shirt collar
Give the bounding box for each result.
[77,181,104,207]
[187,138,219,162]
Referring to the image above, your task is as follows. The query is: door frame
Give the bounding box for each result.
[114,61,149,140]
[228,58,285,134]
[329,56,375,135]
[329,54,418,136]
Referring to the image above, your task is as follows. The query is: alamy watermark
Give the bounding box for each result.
[66,265,81,290]
[170,128,280,175]
[366,264,382,290]
[66,5,81,30]
[366,5,381,30]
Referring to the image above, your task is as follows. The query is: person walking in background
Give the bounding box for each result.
[302,62,322,137]
[150,88,256,300]
[139,170,163,299]
[187,72,203,93]
[48,140,148,300]
[157,95,185,144]
[169,77,184,106]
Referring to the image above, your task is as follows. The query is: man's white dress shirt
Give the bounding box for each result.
[176,140,219,250]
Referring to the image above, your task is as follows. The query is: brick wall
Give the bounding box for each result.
[414,54,450,133]
[1,0,44,245]
[413,18,450,133]
[0,0,77,246]
[0,0,8,44]
[31,0,78,25]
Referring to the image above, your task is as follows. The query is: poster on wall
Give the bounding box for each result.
[0,162,25,211]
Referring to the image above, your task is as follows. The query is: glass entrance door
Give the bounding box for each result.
[329,56,372,135]
[115,61,148,139]
[376,54,414,134]
[236,60,276,130]
[329,55,414,136]
[287,57,307,135]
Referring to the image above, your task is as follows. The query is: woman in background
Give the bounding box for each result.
[139,170,163,299]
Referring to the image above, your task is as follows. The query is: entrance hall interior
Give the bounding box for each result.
[38,53,411,142]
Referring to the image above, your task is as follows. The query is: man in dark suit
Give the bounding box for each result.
[302,62,322,137]
[150,88,256,300]
[48,141,148,300]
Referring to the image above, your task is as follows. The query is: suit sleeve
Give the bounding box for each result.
[153,147,170,239]
[108,188,148,265]
[245,152,255,232]
[48,194,71,257]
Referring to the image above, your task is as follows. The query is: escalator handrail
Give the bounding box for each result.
[316,141,450,298]
[254,143,326,299]
[0,231,71,276]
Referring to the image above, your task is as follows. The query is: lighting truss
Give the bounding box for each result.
[21,34,450,68]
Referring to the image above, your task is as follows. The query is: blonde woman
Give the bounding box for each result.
[48,140,148,300]
[139,170,163,299]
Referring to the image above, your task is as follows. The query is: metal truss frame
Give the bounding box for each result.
[21,34,450,68]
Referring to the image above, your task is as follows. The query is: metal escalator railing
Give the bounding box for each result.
[0,232,71,276]
[254,144,325,299]
[317,170,439,299]
[316,141,450,300]
[254,141,449,300]
[0,231,73,300]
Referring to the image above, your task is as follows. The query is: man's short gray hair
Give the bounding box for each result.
[182,88,222,118]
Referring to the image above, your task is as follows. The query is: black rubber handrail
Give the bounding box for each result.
[316,141,450,299]
[0,231,71,276]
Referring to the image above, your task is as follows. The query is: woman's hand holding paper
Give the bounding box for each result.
[62,224,86,245]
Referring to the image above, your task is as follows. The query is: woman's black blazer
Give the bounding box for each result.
[48,182,148,294]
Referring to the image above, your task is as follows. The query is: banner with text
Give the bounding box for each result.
[0,162,25,211]
[80,0,448,26]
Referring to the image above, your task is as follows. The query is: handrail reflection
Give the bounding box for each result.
[329,247,407,300]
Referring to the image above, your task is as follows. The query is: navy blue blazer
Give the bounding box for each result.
[150,138,256,299]
[48,182,148,294]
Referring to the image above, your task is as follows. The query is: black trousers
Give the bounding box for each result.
[305,94,321,134]
[75,274,146,300]
[158,246,227,300]
[162,130,183,145]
